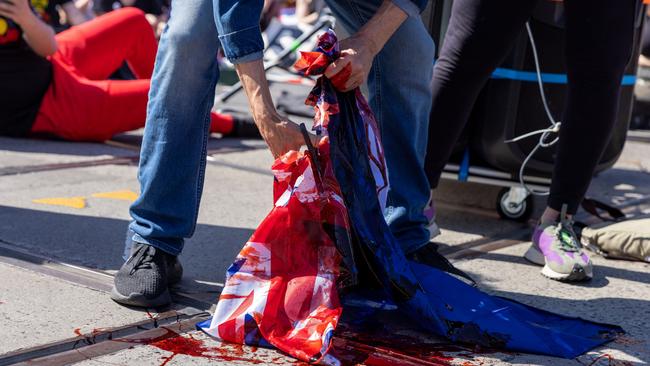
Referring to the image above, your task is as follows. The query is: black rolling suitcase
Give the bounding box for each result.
[468,1,644,177]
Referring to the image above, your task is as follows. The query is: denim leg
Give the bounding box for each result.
[128,0,220,256]
[324,0,435,253]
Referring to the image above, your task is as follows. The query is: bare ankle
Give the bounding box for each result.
[540,207,560,224]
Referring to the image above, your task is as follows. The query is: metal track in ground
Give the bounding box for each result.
[0,139,263,177]
[5,314,211,366]
[0,157,139,177]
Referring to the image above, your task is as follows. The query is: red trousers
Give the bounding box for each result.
[31,8,232,142]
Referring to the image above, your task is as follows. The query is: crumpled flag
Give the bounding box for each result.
[198,144,347,363]
[199,30,623,363]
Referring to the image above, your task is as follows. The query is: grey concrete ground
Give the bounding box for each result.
[1,123,649,365]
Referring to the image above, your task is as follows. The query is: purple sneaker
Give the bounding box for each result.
[524,206,593,281]
[424,192,441,240]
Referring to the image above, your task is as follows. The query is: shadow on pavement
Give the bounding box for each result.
[0,205,254,296]
[467,251,650,286]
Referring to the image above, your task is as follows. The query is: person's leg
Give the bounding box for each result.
[128,0,220,256]
[325,0,435,254]
[30,64,245,141]
[55,7,157,79]
[30,65,151,141]
[524,0,635,282]
[111,0,221,307]
[546,0,636,217]
[424,0,538,189]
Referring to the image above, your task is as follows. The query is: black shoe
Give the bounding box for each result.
[111,243,175,308]
[408,242,477,286]
[229,116,261,139]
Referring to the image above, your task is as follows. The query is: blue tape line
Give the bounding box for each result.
[459,149,470,182]
[491,67,637,86]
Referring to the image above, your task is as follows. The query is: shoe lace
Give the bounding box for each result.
[127,245,156,275]
[555,204,581,253]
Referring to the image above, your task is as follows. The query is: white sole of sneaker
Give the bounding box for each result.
[524,245,593,282]
[541,264,592,282]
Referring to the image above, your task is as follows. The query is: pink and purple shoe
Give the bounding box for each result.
[524,206,593,282]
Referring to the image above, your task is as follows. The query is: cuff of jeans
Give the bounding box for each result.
[229,50,264,64]
[131,233,183,256]
[391,0,421,17]
[219,25,265,64]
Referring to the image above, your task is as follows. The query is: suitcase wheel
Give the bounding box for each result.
[496,187,534,222]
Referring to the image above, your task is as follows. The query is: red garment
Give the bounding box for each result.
[31,8,233,141]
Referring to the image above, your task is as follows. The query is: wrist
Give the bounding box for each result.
[355,31,380,56]
[252,108,281,132]
[14,11,37,28]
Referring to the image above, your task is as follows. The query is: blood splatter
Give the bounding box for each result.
[613,336,644,346]
[73,327,109,343]
[577,353,634,366]
[118,328,288,365]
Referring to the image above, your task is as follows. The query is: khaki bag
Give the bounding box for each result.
[581,215,650,262]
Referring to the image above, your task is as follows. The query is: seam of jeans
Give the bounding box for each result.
[189,61,220,238]
[339,0,388,212]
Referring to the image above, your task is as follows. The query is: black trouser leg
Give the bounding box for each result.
[641,14,650,57]
[548,0,636,214]
[425,0,539,188]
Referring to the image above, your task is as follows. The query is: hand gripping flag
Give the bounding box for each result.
[199,30,623,364]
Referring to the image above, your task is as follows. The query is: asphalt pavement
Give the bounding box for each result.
[1,99,649,365]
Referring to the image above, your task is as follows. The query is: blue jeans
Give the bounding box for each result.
[325,0,435,253]
[128,0,219,256]
[129,0,435,256]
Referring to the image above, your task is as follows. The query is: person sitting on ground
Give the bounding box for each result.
[0,2,254,142]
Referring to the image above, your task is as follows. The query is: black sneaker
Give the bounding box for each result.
[408,242,477,286]
[111,243,177,308]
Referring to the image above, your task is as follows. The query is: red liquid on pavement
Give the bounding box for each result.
[117,327,275,366]
[577,353,634,366]
[100,320,507,365]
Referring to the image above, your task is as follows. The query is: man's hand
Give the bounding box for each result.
[258,113,315,158]
[323,0,408,92]
[324,35,377,92]
[0,0,35,26]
